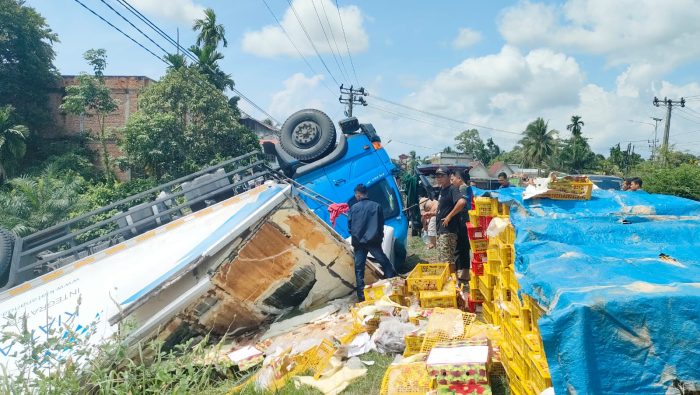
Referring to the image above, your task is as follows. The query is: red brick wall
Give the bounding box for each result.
[45,75,153,181]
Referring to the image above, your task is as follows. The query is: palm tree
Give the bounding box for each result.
[189,45,234,91]
[0,106,29,183]
[519,118,559,171]
[566,115,584,137]
[193,8,227,48]
[164,53,187,71]
[0,166,84,236]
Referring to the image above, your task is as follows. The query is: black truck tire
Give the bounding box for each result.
[0,228,14,281]
[280,109,337,162]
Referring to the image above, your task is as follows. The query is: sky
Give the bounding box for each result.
[27,0,700,159]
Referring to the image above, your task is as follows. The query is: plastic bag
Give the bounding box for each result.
[421,231,429,244]
[371,317,418,354]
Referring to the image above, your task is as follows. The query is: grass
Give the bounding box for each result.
[220,351,394,395]
[406,234,439,266]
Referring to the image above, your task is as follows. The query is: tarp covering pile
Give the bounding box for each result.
[492,188,700,394]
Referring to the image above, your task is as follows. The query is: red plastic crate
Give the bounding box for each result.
[467,223,485,241]
[471,260,484,276]
[472,251,487,264]
[478,216,493,230]
[467,295,483,313]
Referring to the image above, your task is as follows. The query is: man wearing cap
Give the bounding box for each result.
[435,167,467,270]
[348,183,397,301]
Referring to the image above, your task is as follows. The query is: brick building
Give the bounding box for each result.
[46,75,154,180]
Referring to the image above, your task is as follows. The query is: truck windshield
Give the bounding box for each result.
[348,179,400,220]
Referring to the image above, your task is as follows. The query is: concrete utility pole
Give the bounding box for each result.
[339,84,367,117]
[653,97,685,164]
[651,117,663,161]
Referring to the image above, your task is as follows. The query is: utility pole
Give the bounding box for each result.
[339,84,367,117]
[653,97,685,164]
[651,117,662,161]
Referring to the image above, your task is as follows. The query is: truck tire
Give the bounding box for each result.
[280,109,337,162]
[0,228,14,282]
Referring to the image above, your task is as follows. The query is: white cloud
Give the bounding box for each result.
[452,28,482,49]
[362,44,700,160]
[267,73,331,122]
[498,0,700,74]
[242,0,369,58]
[129,0,205,24]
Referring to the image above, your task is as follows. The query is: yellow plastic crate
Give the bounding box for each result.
[499,242,515,266]
[499,202,510,216]
[380,362,432,395]
[419,279,457,308]
[468,210,479,226]
[477,276,493,301]
[530,353,553,391]
[406,263,449,292]
[485,258,501,277]
[403,332,425,357]
[420,308,477,354]
[486,245,500,262]
[497,223,515,244]
[469,238,489,252]
[364,278,406,302]
[474,197,495,217]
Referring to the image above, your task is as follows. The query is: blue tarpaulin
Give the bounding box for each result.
[489,187,700,394]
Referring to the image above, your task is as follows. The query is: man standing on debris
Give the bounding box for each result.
[348,184,397,301]
[435,167,466,270]
[452,169,473,282]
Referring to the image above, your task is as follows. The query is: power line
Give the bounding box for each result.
[78,0,280,124]
[370,94,522,136]
[334,0,360,85]
[310,0,349,82]
[114,0,181,51]
[98,0,170,56]
[258,0,335,96]
[318,0,351,82]
[72,0,167,65]
[285,0,340,86]
[117,0,279,123]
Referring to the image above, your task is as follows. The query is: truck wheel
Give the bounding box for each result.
[0,228,14,281]
[280,109,337,162]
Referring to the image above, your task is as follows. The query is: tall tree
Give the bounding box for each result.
[442,146,455,154]
[164,53,187,71]
[60,49,118,182]
[0,105,29,183]
[189,45,234,91]
[122,67,258,180]
[0,0,59,130]
[566,115,584,137]
[519,118,558,170]
[485,138,501,164]
[561,117,595,173]
[455,129,489,164]
[193,8,228,49]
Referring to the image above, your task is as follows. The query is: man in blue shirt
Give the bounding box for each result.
[348,184,397,301]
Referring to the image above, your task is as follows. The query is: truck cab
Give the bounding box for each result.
[263,110,409,273]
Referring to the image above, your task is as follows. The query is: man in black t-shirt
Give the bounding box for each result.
[435,168,466,269]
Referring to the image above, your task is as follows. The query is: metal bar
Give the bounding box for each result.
[16,170,272,273]
[24,152,261,242]
[20,162,267,257]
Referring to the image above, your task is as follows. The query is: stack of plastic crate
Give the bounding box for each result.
[466,197,500,312]
[472,196,553,395]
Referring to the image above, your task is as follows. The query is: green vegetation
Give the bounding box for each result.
[0,0,59,131]
[0,105,29,183]
[60,49,119,182]
[121,66,257,180]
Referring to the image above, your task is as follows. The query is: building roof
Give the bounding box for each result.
[488,161,514,177]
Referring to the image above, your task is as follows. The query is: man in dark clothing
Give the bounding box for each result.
[498,172,512,189]
[435,168,466,270]
[348,184,397,301]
